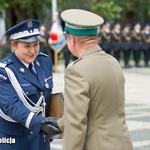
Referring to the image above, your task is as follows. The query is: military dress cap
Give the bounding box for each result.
[144,23,150,28]
[61,9,104,36]
[125,23,131,28]
[5,19,41,43]
[134,22,140,26]
[103,21,110,26]
[114,22,120,26]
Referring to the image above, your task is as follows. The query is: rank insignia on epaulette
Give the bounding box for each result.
[39,52,48,57]
[0,74,7,80]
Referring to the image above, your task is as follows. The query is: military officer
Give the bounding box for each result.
[131,22,142,67]
[141,23,150,67]
[0,19,61,150]
[121,23,132,68]
[55,9,133,150]
[99,21,112,55]
[111,22,122,62]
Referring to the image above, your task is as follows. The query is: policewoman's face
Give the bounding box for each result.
[11,41,39,64]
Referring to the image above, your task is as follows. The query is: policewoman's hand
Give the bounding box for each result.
[40,117,62,136]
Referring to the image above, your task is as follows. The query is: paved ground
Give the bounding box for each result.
[51,63,150,150]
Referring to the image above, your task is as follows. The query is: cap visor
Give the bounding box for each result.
[15,35,41,43]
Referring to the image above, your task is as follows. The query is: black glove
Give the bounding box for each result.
[41,117,60,128]
[40,117,62,136]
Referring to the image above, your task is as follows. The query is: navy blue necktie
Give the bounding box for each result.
[29,63,37,76]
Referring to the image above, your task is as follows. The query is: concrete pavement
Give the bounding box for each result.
[124,67,150,150]
[51,64,150,150]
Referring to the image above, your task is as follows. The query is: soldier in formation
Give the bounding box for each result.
[98,21,111,55]
[98,22,150,68]
[141,23,150,67]
[121,24,132,68]
[111,22,122,62]
[131,22,142,67]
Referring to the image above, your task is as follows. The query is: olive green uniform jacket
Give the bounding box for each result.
[58,45,133,150]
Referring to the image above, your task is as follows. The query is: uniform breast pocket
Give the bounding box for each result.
[21,84,37,96]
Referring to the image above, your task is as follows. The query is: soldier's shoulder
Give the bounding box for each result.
[67,58,81,67]
[131,30,135,33]
[141,30,144,34]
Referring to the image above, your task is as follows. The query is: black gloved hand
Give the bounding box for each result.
[40,117,62,136]
[41,117,59,128]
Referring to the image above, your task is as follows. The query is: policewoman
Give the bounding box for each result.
[0,19,61,150]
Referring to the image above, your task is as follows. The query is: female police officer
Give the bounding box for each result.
[0,19,61,150]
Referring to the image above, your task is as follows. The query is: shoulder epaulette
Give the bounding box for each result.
[38,52,48,57]
[67,58,81,67]
[0,59,12,68]
[0,63,7,68]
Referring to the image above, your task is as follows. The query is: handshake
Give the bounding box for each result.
[40,117,62,136]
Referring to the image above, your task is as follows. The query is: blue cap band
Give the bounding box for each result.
[65,24,98,36]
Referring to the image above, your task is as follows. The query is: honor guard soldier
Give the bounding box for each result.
[131,22,142,67]
[141,23,150,67]
[122,24,132,68]
[99,21,112,55]
[0,19,61,150]
[111,22,122,62]
[57,9,133,150]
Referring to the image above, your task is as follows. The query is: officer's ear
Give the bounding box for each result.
[11,40,18,52]
[69,35,76,47]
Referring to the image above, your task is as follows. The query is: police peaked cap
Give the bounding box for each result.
[5,19,41,43]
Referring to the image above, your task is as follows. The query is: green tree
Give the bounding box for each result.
[88,0,122,24]
[0,0,52,24]
[117,0,150,25]
[0,0,8,8]
[0,0,149,28]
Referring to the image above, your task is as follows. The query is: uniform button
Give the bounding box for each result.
[30,131,33,134]
[26,92,29,95]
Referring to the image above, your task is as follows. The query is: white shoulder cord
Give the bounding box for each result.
[0,109,16,122]
[0,66,46,122]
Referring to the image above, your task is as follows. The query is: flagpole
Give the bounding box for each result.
[52,0,58,72]
[52,0,57,21]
